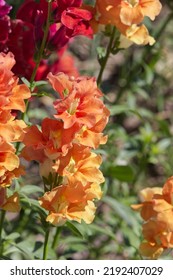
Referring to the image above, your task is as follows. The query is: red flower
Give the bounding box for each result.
[0,0,11,18]
[17,0,93,51]
[0,0,11,50]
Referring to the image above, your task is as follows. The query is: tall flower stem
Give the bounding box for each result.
[0,210,6,256]
[43,227,50,260]
[52,227,61,250]
[97,26,116,87]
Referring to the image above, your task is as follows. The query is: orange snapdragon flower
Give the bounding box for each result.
[47,72,110,130]
[95,0,161,28]
[39,180,102,226]
[0,120,27,143]
[0,52,30,117]
[74,125,108,149]
[85,0,162,46]
[20,71,109,226]
[21,118,79,162]
[0,139,24,187]
[132,176,173,259]
[0,187,20,212]
[0,51,30,187]
[55,144,105,186]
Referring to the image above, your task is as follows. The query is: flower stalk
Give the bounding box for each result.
[43,227,50,260]
[97,26,117,87]
[0,210,6,256]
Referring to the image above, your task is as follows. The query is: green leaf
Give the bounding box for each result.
[109,105,129,116]
[5,241,34,260]
[21,77,30,87]
[20,197,47,217]
[20,185,44,196]
[88,223,116,240]
[4,232,20,241]
[105,165,134,182]
[97,46,106,59]
[34,80,48,87]
[97,46,106,65]
[103,196,141,235]
[66,221,84,238]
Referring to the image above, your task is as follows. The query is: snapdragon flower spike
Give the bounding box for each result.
[21,72,109,226]
[132,176,173,259]
[0,52,30,188]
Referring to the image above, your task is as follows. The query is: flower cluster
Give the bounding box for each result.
[21,72,110,225]
[132,176,173,259]
[0,52,30,210]
[85,0,162,46]
[0,0,92,80]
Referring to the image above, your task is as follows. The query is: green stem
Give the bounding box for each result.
[97,26,116,87]
[52,227,61,250]
[43,227,50,260]
[153,13,173,41]
[0,210,6,256]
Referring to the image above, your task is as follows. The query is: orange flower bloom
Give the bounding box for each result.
[0,187,20,212]
[21,118,79,162]
[0,120,27,143]
[39,180,102,225]
[0,52,30,190]
[95,0,162,27]
[75,125,108,149]
[0,139,24,187]
[85,0,161,45]
[120,24,155,46]
[47,72,110,130]
[139,242,163,260]
[132,176,173,259]
[55,144,105,186]
[0,52,31,118]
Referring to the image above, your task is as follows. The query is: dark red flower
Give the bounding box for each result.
[0,0,11,18]
[6,20,35,79]
[17,0,48,24]
[53,0,82,22]
[0,0,12,50]
[17,0,93,50]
